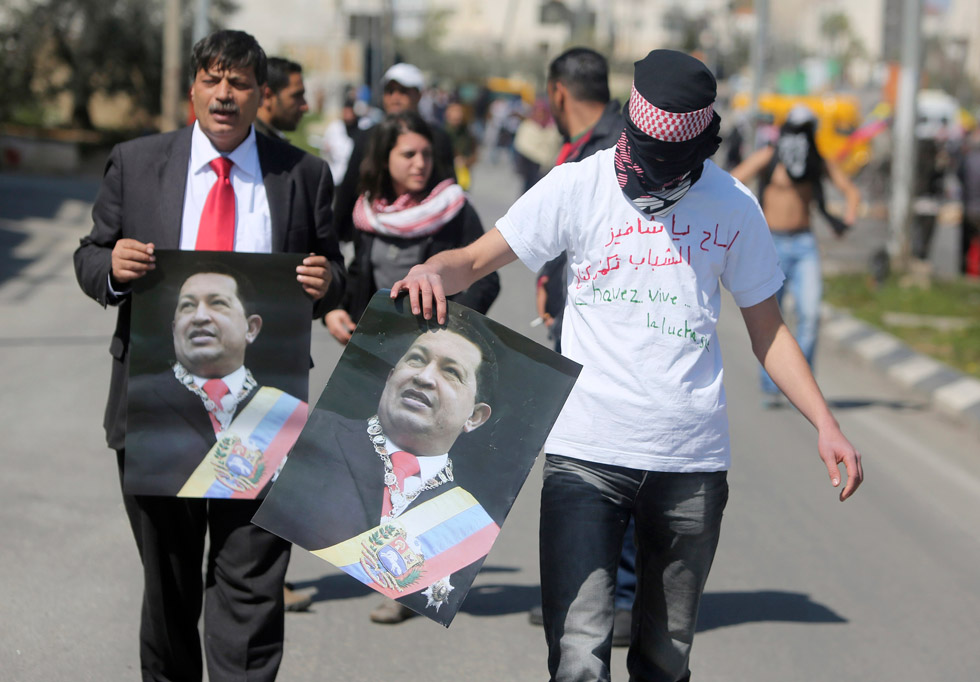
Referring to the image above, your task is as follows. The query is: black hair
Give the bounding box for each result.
[418,313,498,407]
[358,110,450,201]
[177,261,259,318]
[548,47,610,104]
[190,30,268,86]
[266,57,302,94]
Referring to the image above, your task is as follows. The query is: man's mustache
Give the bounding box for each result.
[209,103,239,115]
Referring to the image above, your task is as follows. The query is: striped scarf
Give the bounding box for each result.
[352,179,466,238]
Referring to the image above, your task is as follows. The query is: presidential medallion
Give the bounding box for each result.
[422,576,454,611]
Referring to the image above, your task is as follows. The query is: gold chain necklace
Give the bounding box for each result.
[366,415,453,520]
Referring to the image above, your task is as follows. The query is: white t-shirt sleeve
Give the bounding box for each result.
[496,164,574,272]
[720,189,785,308]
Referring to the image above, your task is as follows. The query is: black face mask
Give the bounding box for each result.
[615,113,722,217]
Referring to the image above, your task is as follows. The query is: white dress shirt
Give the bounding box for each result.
[384,437,448,498]
[189,365,249,431]
[106,123,273,299]
[179,122,272,253]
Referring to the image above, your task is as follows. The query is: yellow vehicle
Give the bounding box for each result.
[732,92,871,175]
[485,76,536,106]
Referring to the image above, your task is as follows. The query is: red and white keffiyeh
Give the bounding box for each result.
[352,179,466,238]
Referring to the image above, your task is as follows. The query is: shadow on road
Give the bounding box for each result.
[460,581,541,617]
[826,397,928,411]
[296,574,375,604]
[0,174,100,220]
[0,226,30,289]
[696,590,846,632]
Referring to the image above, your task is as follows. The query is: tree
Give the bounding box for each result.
[0,0,236,130]
[2,0,167,128]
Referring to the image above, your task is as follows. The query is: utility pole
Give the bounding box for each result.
[160,0,182,132]
[193,0,211,45]
[887,0,922,272]
[749,0,769,147]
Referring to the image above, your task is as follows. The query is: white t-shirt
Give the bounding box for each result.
[497,151,784,472]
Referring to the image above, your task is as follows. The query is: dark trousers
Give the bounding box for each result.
[117,451,290,682]
[540,454,728,682]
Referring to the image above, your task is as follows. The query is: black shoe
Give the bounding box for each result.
[528,604,544,626]
[611,608,632,647]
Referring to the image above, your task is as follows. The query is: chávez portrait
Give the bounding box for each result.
[254,291,580,625]
[125,251,312,498]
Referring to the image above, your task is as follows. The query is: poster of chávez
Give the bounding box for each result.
[124,250,311,499]
[253,291,581,626]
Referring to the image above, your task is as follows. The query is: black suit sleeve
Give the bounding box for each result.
[74,145,124,308]
[308,155,346,317]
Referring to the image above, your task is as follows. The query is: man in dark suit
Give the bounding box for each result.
[73,30,343,682]
[126,265,306,498]
[254,316,499,626]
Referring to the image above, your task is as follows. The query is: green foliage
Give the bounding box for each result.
[0,0,238,130]
[1,0,166,128]
[824,274,980,379]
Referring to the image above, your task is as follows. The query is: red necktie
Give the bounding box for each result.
[202,378,230,434]
[196,157,236,251]
[382,450,421,517]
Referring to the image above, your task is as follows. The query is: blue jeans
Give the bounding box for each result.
[761,230,822,394]
[540,455,728,682]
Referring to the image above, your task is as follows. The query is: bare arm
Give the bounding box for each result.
[730,146,775,184]
[390,227,518,323]
[740,296,864,501]
[825,159,861,226]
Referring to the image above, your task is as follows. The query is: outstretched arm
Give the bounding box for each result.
[730,145,775,184]
[740,295,864,501]
[825,159,861,226]
[390,227,518,323]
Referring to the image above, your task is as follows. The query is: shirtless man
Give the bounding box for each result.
[732,104,860,406]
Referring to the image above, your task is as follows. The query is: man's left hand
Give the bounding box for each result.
[297,254,331,300]
[817,425,864,501]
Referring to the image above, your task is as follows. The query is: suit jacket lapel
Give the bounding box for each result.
[257,133,290,252]
[155,127,193,249]
[154,372,217,446]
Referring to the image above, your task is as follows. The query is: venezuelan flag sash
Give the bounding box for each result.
[177,387,307,499]
[313,487,499,599]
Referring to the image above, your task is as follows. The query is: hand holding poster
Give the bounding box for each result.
[124,251,312,498]
[253,291,580,626]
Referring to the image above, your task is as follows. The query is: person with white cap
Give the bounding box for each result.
[732,103,861,408]
[391,50,864,681]
[332,63,456,245]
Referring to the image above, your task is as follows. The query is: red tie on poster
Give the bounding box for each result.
[382,450,421,517]
[202,378,230,434]
[196,157,236,251]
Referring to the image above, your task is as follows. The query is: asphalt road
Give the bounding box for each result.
[1,156,978,681]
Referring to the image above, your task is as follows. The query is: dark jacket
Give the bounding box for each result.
[341,201,500,323]
[563,100,625,163]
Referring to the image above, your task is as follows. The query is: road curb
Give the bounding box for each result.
[822,304,980,430]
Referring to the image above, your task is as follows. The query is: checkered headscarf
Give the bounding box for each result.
[616,50,722,216]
